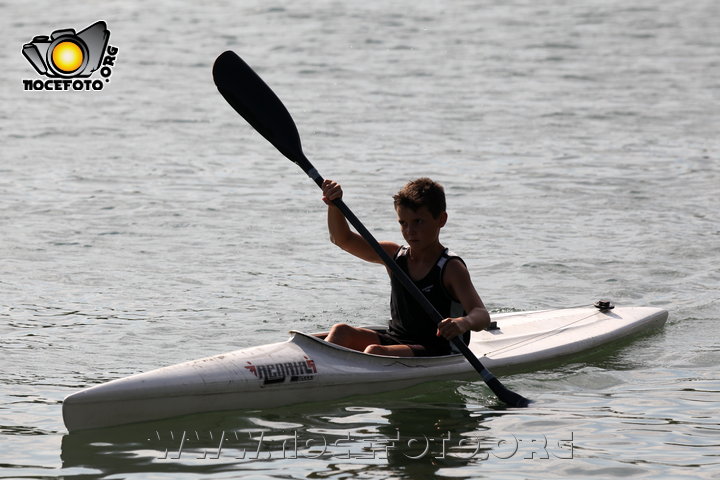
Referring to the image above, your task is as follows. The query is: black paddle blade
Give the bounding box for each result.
[454,338,531,407]
[212,51,313,172]
[486,377,531,408]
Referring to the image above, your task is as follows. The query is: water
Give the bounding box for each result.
[1,0,718,478]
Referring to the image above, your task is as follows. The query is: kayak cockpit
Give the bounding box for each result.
[289,329,465,359]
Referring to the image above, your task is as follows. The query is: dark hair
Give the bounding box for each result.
[393,178,446,219]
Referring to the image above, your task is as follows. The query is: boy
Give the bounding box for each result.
[321,177,490,357]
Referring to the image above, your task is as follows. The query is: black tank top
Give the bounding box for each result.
[388,246,470,355]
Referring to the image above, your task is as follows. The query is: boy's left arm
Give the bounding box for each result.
[437,260,491,340]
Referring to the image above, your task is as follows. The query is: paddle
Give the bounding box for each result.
[212,50,530,408]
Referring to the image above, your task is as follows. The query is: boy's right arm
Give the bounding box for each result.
[322,179,400,264]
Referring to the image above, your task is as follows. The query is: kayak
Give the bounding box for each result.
[62,304,667,432]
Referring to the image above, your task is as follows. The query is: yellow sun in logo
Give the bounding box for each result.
[51,41,84,73]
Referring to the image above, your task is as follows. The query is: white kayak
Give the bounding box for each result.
[63,304,667,432]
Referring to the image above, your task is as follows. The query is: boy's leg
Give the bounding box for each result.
[363,344,415,357]
[325,323,382,351]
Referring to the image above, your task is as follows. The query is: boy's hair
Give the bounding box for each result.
[393,178,446,219]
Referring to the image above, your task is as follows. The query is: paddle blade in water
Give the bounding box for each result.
[486,377,531,408]
[212,51,312,172]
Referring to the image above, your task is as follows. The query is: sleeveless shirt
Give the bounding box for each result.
[388,246,471,355]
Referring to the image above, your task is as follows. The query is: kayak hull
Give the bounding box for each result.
[63,306,667,432]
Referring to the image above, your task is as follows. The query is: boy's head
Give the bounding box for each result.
[393,178,446,219]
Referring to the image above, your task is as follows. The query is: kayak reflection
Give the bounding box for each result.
[60,387,489,477]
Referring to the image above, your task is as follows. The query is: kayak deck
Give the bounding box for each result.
[470,306,668,372]
[62,305,667,432]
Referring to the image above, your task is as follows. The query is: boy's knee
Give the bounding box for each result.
[330,323,352,334]
[328,323,356,341]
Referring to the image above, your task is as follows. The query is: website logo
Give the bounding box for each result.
[22,21,119,91]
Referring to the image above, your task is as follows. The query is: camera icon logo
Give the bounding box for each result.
[22,21,109,78]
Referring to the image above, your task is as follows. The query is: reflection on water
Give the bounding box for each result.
[57,381,581,479]
[59,384,506,478]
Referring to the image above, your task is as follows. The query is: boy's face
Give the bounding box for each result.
[395,205,447,248]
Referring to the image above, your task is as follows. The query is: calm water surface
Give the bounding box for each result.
[1,0,718,479]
